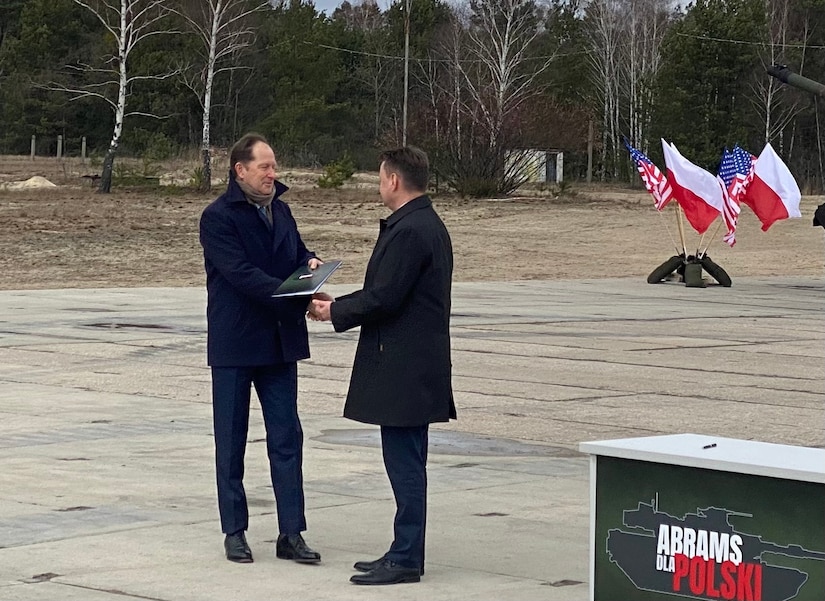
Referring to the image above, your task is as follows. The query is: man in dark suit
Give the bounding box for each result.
[199,133,321,565]
[310,146,455,585]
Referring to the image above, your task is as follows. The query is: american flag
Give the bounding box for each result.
[716,146,755,246]
[625,139,672,210]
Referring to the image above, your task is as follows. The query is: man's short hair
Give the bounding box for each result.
[230,133,269,171]
[379,146,429,193]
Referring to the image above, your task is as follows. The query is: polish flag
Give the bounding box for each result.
[741,143,801,231]
[661,140,723,234]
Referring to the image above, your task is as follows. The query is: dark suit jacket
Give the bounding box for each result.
[200,173,315,367]
[331,195,456,427]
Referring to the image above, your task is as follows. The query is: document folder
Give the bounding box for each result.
[271,260,342,297]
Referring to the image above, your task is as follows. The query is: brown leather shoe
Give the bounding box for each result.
[224,532,253,563]
[350,559,421,585]
[275,533,321,563]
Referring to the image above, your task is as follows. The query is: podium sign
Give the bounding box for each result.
[580,435,825,601]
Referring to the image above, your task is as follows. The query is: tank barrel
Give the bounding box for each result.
[767,64,825,98]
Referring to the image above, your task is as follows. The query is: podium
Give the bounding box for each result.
[579,434,825,601]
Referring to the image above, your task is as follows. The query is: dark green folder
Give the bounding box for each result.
[271,260,342,297]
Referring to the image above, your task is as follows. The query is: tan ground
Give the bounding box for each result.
[0,155,822,289]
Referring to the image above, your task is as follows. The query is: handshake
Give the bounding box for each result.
[306,292,334,322]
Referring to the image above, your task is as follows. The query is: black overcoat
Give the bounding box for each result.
[199,173,315,367]
[331,195,456,427]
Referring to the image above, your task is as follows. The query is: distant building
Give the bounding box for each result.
[505,149,564,184]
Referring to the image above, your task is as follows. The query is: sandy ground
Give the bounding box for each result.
[0,155,822,290]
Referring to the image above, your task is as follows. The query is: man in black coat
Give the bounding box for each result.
[310,146,455,585]
[199,133,321,565]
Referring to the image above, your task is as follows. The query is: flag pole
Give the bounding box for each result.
[675,205,688,257]
[695,235,705,257]
[698,218,724,258]
[657,210,681,254]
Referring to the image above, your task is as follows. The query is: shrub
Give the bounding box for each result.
[317,152,355,189]
[188,165,205,189]
[556,180,574,197]
[455,176,500,198]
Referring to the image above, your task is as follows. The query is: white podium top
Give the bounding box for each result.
[579,433,825,484]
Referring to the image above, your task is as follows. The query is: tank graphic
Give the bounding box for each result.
[605,500,825,601]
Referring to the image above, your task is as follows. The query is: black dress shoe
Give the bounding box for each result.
[353,557,383,572]
[350,559,421,585]
[354,557,424,575]
[275,533,321,563]
[224,532,253,563]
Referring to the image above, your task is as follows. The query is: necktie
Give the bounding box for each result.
[258,204,272,229]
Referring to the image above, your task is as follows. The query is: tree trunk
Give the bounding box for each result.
[98,145,116,193]
[201,147,212,193]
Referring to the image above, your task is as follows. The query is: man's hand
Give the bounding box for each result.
[308,257,323,270]
[310,299,333,322]
[306,292,333,321]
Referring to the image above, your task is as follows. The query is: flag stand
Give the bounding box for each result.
[646,252,731,287]
[647,215,731,287]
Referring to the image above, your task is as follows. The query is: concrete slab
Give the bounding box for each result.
[0,276,823,600]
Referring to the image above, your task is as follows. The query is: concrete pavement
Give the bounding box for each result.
[0,276,822,600]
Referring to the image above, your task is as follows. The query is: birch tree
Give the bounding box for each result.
[416,50,446,145]
[172,0,271,192]
[752,0,803,150]
[64,0,174,193]
[463,0,556,150]
[417,8,464,175]
[435,0,558,194]
[414,7,466,149]
[585,0,625,179]
[623,0,671,155]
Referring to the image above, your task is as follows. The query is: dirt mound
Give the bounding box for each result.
[1,176,58,191]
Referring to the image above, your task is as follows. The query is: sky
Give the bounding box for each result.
[310,0,393,14]
[312,0,345,12]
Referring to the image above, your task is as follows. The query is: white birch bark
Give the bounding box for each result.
[173,0,270,192]
[435,0,557,191]
[622,0,669,154]
[753,0,803,151]
[586,0,625,180]
[69,0,173,193]
[462,0,556,149]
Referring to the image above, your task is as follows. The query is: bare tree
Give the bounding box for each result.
[429,11,467,155]
[413,9,466,149]
[431,0,558,194]
[60,0,175,193]
[462,0,556,150]
[172,0,271,192]
[623,0,670,154]
[782,10,816,162]
[336,1,396,143]
[585,0,625,180]
[416,50,446,145]
[752,0,804,151]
